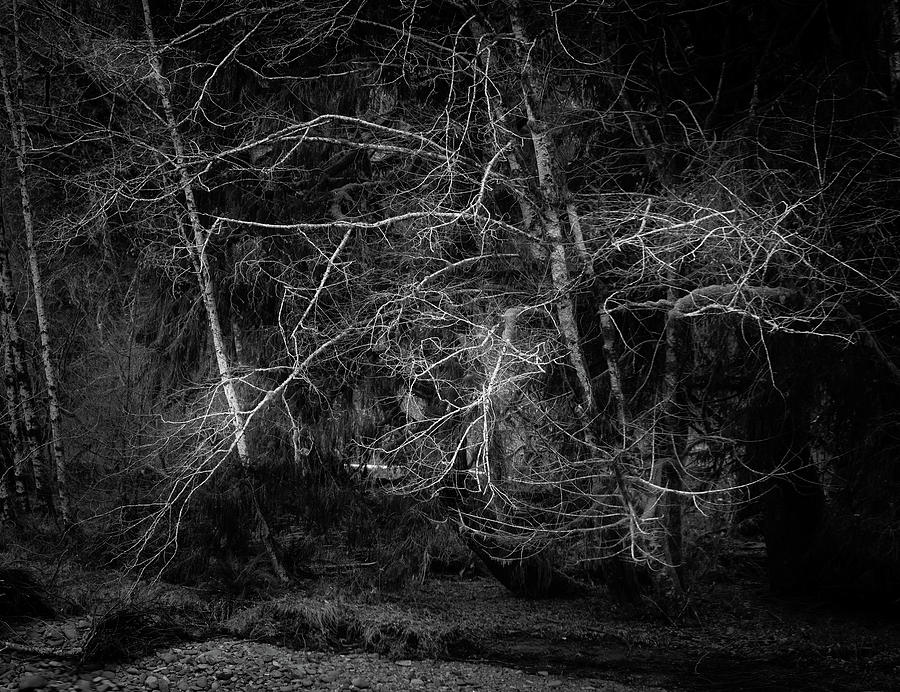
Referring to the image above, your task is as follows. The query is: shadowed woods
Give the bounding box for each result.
[0,1,899,688]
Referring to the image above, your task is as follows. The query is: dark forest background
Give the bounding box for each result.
[1,0,899,608]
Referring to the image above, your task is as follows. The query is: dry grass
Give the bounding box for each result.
[79,585,212,663]
[223,594,469,658]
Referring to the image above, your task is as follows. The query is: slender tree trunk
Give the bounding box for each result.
[0,17,71,524]
[1,313,27,513]
[885,0,900,136]
[508,3,597,435]
[0,423,13,521]
[141,0,287,582]
[468,18,546,261]
[508,1,640,600]
[0,234,50,514]
[658,292,686,590]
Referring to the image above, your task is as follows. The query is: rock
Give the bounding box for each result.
[350,676,371,689]
[158,679,170,692]
[214,671,233,680]
[396,660,413,667]
[146,675,159,689]
[548,680,563,688]
[194,675,209,689]
[538,670,550,677]
[410,679,424,687]
[17,674,47,690]
[74,681,92,692]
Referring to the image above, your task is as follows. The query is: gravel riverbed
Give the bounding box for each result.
[2,638,665,692]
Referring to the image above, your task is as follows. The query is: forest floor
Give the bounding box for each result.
[2,555,900,692]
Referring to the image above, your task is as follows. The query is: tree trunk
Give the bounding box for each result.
[0,23,71,524]
[508,0,639,600]
[2,313,28,514]
[0,423,13,521]
[0,212,54,515]
[141,0,287,583]
[885,0,900,136]
[658,294,686,590]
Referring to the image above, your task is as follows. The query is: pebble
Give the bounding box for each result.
[17,673,47,690]
[1,636,626,692]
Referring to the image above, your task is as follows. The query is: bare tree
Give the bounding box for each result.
[0,219,50,515]
[0,2,71,524]
[140,0,288,582]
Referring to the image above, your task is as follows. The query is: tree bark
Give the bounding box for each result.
[141,0,287,583]
[885,0,900,136]
[2,312,28,514]
[0,232,50,514]
[0,14,71,524]
[508,0,639,600]
[658,291,686,590]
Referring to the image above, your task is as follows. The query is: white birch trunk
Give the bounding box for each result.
[141,0,287,582]
[1,313,27,513]
[0,239,48,512]
[508,2,632,499]
[507,5,642,599]
[0,23,71,524]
